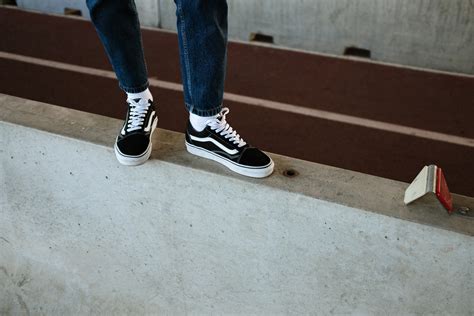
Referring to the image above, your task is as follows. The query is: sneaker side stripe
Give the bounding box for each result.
[189,135,239,155]
[186,142,272,170]
[144,111,156,132]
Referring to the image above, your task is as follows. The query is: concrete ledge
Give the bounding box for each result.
[0,94,472,236]
[1,94,473,314]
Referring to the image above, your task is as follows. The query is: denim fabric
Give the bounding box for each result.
[86,0,228,116]
[174,0,228,116]
[86,0,149,93]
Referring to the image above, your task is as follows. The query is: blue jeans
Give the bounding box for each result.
[86,0,228,116]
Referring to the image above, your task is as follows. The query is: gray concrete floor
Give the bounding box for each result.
[1,94,473,314]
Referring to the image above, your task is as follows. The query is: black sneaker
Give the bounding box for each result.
[114,98,158,166]
[185,107,274,178]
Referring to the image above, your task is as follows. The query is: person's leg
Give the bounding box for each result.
[174,0,228,117]
[86,0,157,166]
[86,0,150,94]
[176,0,274,178]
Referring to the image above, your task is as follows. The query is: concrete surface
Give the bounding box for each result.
[15,0,160,26]
[1,94,473,314]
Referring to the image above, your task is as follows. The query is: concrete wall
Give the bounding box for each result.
[1,94,473,314]
[14,0,474,74]
[15,0,161,27]
[160,0,474,74]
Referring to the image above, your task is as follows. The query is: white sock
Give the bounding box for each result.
[126,88,153,101]
[189,112,218,132]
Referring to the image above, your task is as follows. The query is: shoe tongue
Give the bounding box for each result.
[130,98,150,105]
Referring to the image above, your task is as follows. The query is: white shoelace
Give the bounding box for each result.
[126,98,150,132]
[206,107,247,147]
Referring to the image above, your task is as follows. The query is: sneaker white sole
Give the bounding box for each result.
[114,118,157,166]
[114,142,152,166]
[185,141,274,178]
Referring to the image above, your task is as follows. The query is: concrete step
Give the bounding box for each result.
[1,94,473,314]
[2,7,474,197]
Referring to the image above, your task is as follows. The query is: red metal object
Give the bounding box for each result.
[436,167,453,213]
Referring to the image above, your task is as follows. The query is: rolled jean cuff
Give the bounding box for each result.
[185,102,222,117]
[119,80,150,94]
